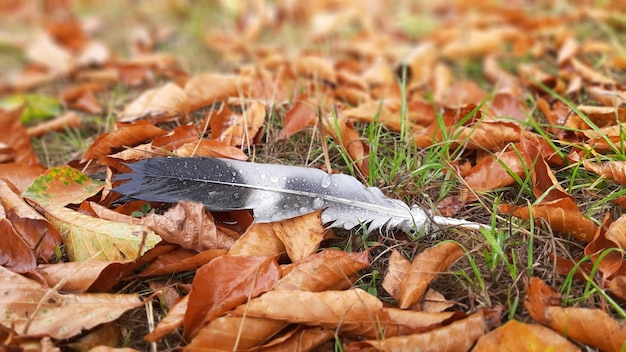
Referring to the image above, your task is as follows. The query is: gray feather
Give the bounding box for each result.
[114,157,484,234]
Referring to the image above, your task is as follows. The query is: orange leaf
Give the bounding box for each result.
[145,295,188,343]
[0,179,62,261]
[399,241,464,310]
[184,73,250,111]
[276,249,369,291]
[208,102,266,147]
[382,249,411,301]
[82,121,168,162]
[278,99,318,139]
[183,255,281,339]
[0,266,142,339]
[498,199,598,242]
[230,288,390,339]
[119,83,190,123]
[0,107,39,165]
[349,308,500,352]
[585,213,626,279]
[174,139,248,160]
[525,277,626,351]
[271,211,325,262]
[583,160,626,185]
[185,316,288,351]
[473,319,579,351]
[140,201,236,251]
[0,217,36,273]
[462,150,529,193]
[227,222,286,257]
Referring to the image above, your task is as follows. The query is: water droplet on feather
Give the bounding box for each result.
[320,175,332,188]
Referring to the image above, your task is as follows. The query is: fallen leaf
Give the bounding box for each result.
[399,241,465,310]
[0,180,62,261]
[140,201,236,250]
[0,107,39,165]
[183,255,281,339]
[231,288,392,339]
[227,222,286,257]
[26,111,83,138]
[82,121,168,162]
[271,211,325,262]
[210,102,266,146]
[184,73,250,110]
[382,249,410,301]
[0,216,36,273]
[275,249,370,291]
[0,266,142,339]
[278,99,318,139]
[583,159,626,185]
[525,277,626,351]
[118,83,190,123]
[347,308,500,352]
[473,319,579,352]
[185,316,288,351]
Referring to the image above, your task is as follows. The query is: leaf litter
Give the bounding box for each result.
[0,0,626,350]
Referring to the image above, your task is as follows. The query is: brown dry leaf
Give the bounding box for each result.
[462,150,529,194]
[138,247,227,277]
[82,121,168,162]
[382,249,410,301]
[439,81,488,108]
[455,121,521,151]
[66,322,122,352]
[271,210,324,262]
[0,215,36,273]
[174,139,249,160]
[489,92,528,122]
[184,73,250,110]
[585,213,626,279]
[151,124,200,152]
[227,222,286,257]
[583,160,626,185]
[348,308,500,352]
[473,319,579,352]
[260,327,334,352]
[292,55,336,84]
[525,277,626,351]
[60,83,105,115]
[399,241,465,310]
[324,112,369,176]
[0,107,39,165]
[278,99,318,139]
[564,105,626,132]
[230,288,390,339]
[25,32,74,75]
[0,163,45,192]
[0,179,62,261]
[141,201,236,251]
[185,316,289,351]
[607,276,626,301]
[441,27,519,59]
[118,83,190,123]
[208,102,266,146]
[26,111,83,138]
[183,255,281,339]
[0,266,142,339]
[275,249,370,291]
[498,199,598,242]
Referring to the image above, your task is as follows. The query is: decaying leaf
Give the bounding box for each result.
[525,277,626,351]
[0,266,142,339]
[183,255,281,339]
[119,83,190,123]
[473,319,579,351]
[399,241,465,310]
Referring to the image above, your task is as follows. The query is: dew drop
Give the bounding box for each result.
[270,175,279,183]
[320,175,332,188]
[232,193,240,200]
[313,197,325,208]
[225,162,232,168]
